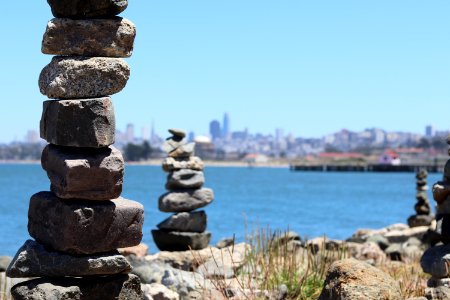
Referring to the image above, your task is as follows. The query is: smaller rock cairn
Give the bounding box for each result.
[407,169,433,227]
[152,129,214,251]
[421,136,450,294]
[6,1,144,299]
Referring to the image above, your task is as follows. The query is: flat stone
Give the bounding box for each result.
[408,214,434,228]
[47,0,128,18]
[158,188,214,213]
[152,230,211,251]
[28,192,144,255]
[168,128,186,138]
[141,283,179,300]
[421,244,450,278]
[165,169,204,190]
[383,225,429,243]
[11,274,143,300]
[40,97,115,147]
[162,156,204,172]
[162,138,187,154]
[6,239,131,278]
[168,143,195,158]
[42,18,136,57]
[157,211,207,233]
[39,56,130,99]
[42,145,124,200]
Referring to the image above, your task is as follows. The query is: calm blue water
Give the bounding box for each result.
[0,164,442,256]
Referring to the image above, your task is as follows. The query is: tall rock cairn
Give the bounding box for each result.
[421,137,450,293]
[152,129,214,251]
[6,1,145,299]
[407,169,433,227]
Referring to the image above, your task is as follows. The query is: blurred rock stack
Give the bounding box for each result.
[420,136,450,295]
[7,1,145,299]
[152,129,214,251]
[407,169,433,227]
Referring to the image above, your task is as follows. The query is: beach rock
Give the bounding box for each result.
[42,18,136,57]
[157,211,207,233]
[216,237,235,249]
[0,256,12,272]
[436,216,450,243]
[141,283,179,300]
[42,145,123,200]
[40,97,115,147]
[162,138,187,154]
[28,192,144,254]
[11,274,143,300]
[425,286,450,300]
[162,156,204,172]
[408,214,434,228]
[384,225,429,243]
[272,231,301,247]
[159,188,214,213]
[385,243,403,261]
[166,169,205,190]
[39,56,130,99]
[353,241,386,264]
[168,143,195,158]
[47,0,128,18]
[366,234,390,250]
[168,129,186,139]
[428,277,450,288]
[6,239,131,278]
[152,230,211,251]
[421,244,450,278]
[318,258,402,300]
[119,243,149,258]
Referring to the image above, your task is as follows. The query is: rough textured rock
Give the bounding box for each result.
[152,230,211,251]
[421,244,450,278]
[318,259,402,300]
[162,156,204,172]
[165,169,205,190]
[42,145,123,200]
[119,243,149,258]
[47,0,128,18]
[157,211,207,233]
[28,192,144,255]
[39,56,130,99]
[42,18,136,57]
[7,239,131,278]
[40,97,115,147]
[11,274,143,300]
[408,214,434,228]
[141,283,179,300]
[158,188,214,213]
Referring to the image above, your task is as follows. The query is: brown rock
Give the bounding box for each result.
[318,258,402,300]
[47,0,128,18]
[118,243,149,258]
[39,56,130,99]
[28,192,144,255]
[40,97,115,147]
[42,18,136,57]
[42,145,123,200]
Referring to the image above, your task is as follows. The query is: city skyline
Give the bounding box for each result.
[1,2,450,143]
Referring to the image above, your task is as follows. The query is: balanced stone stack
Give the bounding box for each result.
[407,169,433,227]
[7,1,144,299]
[152,129,214,251]
[421,136,450,292]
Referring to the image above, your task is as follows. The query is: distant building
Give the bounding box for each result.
[126,123,134,143]
[209,120,221,140]
[25,130,39,144]
[378,149,401,165]
[425,125,435,138]
[222,113,230,140]
[142,126,150,141]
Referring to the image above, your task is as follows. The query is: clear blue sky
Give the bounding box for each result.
[1,1,449,142]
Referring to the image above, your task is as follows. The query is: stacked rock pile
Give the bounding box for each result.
[407,169,433,227]
[152,129,214,251]
[6,1,144,299]
[421,137,450,294]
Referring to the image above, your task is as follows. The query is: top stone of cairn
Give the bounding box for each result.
[47,0,128,19]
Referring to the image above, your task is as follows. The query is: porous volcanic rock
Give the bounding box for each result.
[47,0,128,18]
[42,18,136,57]
[39,56,130,99]
[28,192,144,255]
[41,145,123,200]
[40,97,115,147]
[158,188,214,213]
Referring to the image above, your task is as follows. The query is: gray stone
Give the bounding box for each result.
[162,139,186,154]
[11,274,143,300]
[366,234,390,250]
[421,244,450,278]
[40,97,115,147]
[216,238,235,249]
[42,145,123,200]
[168,129,186,139]
[39,56,130,99]
[408,214,434,228]
[7,239,131,278]
[165,169,204,190]
[152,230,211,251]
[385,243,403,261]
[168,143,195,158]
[162,156,204,172]
[42,18,136,57]
[141,283,179,300]
[47,0,128,18]
[0,256,12,272]
[158,188,214,213]
[436,216,450,244]
[425,286,450,300]
[28,192,144,255]
[157,211,206,233]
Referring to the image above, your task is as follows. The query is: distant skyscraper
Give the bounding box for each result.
[425,125,435,138]
[209,120,221,140]
[142,126,150,141]
[275,128,284,143]
[126,123,134,143]
[222,113,230,140]
[25,130,39,143]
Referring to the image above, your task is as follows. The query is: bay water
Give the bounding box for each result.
[0,163,441,256]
